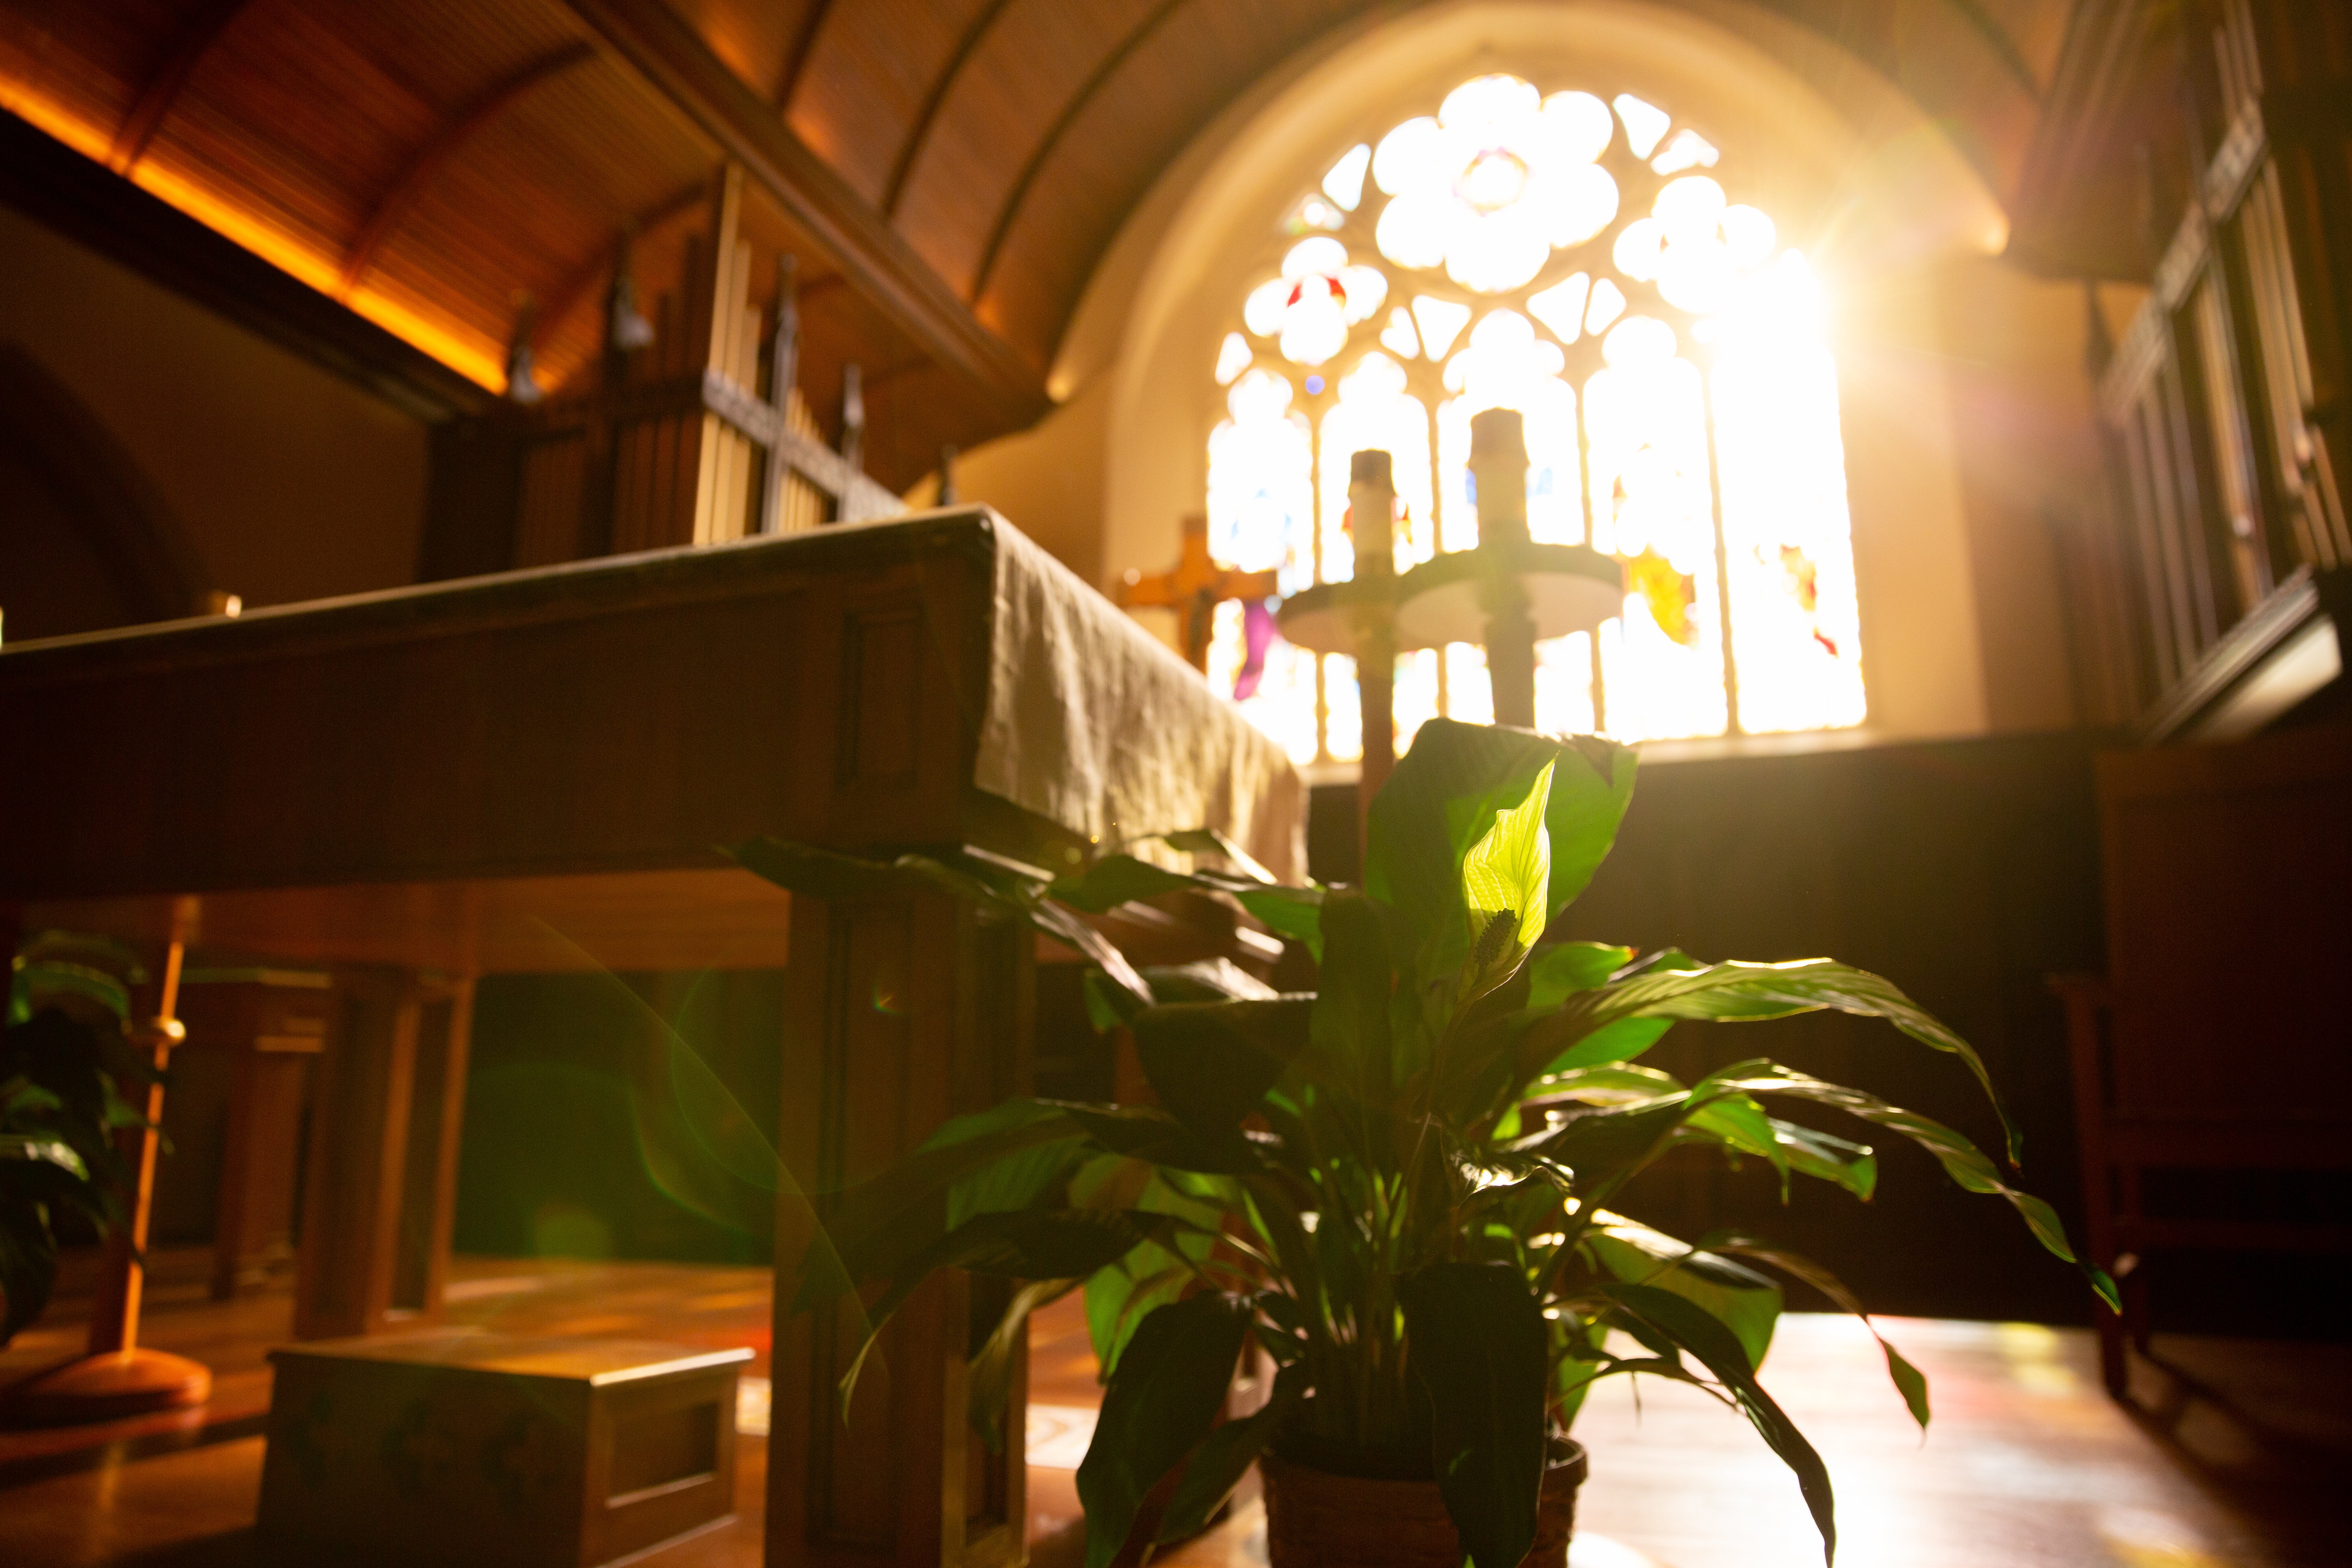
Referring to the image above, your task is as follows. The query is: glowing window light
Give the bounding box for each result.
[1527,273,1591,343]
[1371,74,1617,292]
[1535,630,1598,735]
[1651,129,1719,174]
[1584,349,1728,740]
[1204,71,1861,761]
[1412,296,1472,359]
[1710,253,1865,733]
[1584,277,1627,334]
[1380,305,1421,358]
[1325,143,1373,209]
[1214,331,1253,385]
[1394,647,1443,754]
[1321,352,1437,578]
[1206,370,1322,761]
[1613,94,1670,158]
[1325,654,1363,762]
[1445,643,1494,724]
[1434,311,1581,549]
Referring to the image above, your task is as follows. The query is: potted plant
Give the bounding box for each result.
[1,935,150,1345]
[736,719,2110,1568]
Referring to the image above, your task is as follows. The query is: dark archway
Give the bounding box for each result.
[0,341,211,641]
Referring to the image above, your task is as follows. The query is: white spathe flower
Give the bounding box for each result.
[1243,238,1390,366]
[1371,76,1619,294]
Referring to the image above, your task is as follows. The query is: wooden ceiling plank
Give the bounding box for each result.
[775,0,837,107]
[882,0,1019,217]
[562,0,1047,417]
[338,41,597,296]
[968,0,1189,303]
[108,0,256,174]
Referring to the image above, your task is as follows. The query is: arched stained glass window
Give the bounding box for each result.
[1201,75,1866,761]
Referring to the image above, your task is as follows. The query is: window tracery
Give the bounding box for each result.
[1201,74,1866,761]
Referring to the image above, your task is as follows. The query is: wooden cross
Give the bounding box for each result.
[1117,514,1282,673]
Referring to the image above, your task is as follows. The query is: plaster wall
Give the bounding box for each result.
[0,204,428,615]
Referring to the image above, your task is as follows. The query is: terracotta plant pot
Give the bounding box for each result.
[1259,1441,1588,1568]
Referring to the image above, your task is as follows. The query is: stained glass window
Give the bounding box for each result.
[1200,74,1865,762]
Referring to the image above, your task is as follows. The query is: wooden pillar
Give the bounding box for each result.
[293,969,474,1340]
[770,892,1032,1568]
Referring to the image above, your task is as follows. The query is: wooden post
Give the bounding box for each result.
[1468,408,1538,728]
[1348,449,1399,835]
[836,361,866,517]
[0,906,213,1424]
[760,253,802,536]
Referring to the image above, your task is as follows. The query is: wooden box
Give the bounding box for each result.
[258,1332,751,1568]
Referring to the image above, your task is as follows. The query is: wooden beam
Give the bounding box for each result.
[339,42,597,296]
[562,0,1048,424]
[0,109,494,423]
[109,0,254,173]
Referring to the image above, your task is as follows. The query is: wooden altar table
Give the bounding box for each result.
[0,505,1302,1568]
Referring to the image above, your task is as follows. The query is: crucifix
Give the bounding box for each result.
[1116,514,1282,673]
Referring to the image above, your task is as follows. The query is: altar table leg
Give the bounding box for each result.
[293,969,474,1340]
[770,889,1032,1568]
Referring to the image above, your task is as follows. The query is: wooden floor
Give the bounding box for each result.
[2,1251,2342,1568]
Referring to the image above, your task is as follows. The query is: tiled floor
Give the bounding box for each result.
[2,1251,2342,1568]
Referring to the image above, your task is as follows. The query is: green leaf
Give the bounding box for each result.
[1156,1360,1307,1543]
[1699,1234,1928,1432]
[791,1100,1085,1312]
[839,1208,1181,1422]
[969,1276,1081,1449]
[1301,893,1394,1161]
[1396,1260,1549,1568]
[1054,1102,1264,1176]
[1131,998,1312,1141]
[1587,1216,1782,1370]
[1458,759,1555,1000]
[1719,1067,2097,1296]
[1077,1293,1253,1568]
[1556,959,2024,1166]
[1523,942,1633,1013]
[1603,1282,1837,1564]
[1528,1093,1695,1196]
[0,1134,87,1180]
[1049,853,1198,913]
[1232,886,1327,957]
[1080,1168,1232,1379]
[1152,827,1279,885]
[1365,720,1636,995]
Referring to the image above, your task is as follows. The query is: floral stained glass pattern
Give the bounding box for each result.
[1203,73,1866,764]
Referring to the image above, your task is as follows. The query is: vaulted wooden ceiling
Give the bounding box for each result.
[0,0,2079,492]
